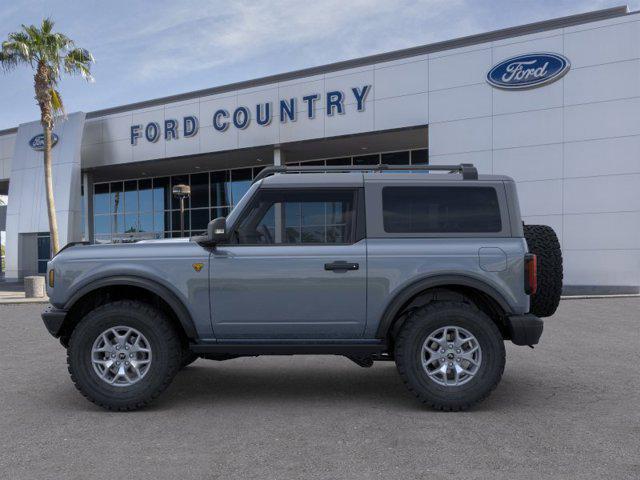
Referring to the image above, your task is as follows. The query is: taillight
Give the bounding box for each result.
[524,254,537,295]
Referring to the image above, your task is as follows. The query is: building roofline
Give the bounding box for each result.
[0,5,630,136]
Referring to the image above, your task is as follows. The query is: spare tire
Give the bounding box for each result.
[523,224,563,317]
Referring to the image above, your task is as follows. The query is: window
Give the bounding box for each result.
[382,187,502,233]
[234,189,357,245]
[37,232,51,274]
[229,168,252,205]
[93,166,262,243]
[381,151,409,165]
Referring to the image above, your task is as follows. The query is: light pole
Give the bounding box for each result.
[172,184,191,238]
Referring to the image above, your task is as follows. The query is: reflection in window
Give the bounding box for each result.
[171,175,189,210]
[190,208,209,233]
[153,177,170,212]
[110,182,123,215]
[381,151,410,165]
[230,168,252,205]
[94,183,110,214]
[236,190,354,245]
[353,154,380,165]
[94,215,110,235]
[139,214,153,233]
[124,180,138,213]
[210,171,230,208]
[139,179,153,212]
[190,173,209,208]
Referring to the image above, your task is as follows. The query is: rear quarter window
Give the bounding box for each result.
[382,186,502,233]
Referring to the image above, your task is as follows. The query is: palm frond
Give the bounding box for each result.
[64,47,94,81]
[1,17,95,121]
[50,87,64,115]
[41,17,55,35]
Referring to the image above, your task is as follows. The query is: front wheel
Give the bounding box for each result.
[67,300,182,411]
[395,301,505,411]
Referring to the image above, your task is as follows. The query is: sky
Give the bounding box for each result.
[0,0,638,130]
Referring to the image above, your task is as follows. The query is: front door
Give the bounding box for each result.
[210,187,366,339]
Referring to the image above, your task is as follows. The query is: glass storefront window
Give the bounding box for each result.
[139,179,153,213]
[210,171,230,208]
[124,213,138,233]
[353,154,380,165]
[171,175,189,210]
[325,158,351,166]
[110,182,123,215]
[230,168,252,205]
[124,180,138,213]
[94,215,110,235]
[190,173,209,208]
[91,149,427,244]
[139,214,153,233]
[94,183,110,214]
[153,177,170,212]
[153,211,167,233]
[171,210,190,234]
[411,149,429,165]
[211,207,230,220]
[381,151,410,165]
[190,208,209,233]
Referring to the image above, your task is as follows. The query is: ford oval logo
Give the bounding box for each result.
[29,133,59,151]
[487,53,570,90]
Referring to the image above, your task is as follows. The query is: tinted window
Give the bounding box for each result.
[382,187,502,233]
[235,190,356,245]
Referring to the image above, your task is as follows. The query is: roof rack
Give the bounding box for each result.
[253,163,478,183]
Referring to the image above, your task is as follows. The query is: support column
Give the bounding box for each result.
[273,146,284,166]
[82,172,93,242]
[273,146,284,243]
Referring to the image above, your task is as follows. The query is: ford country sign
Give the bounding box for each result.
[487,53,570,90]
[29,133,59,151]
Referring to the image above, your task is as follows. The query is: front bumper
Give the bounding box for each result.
[41,305,68,337]
[506,314,543,346]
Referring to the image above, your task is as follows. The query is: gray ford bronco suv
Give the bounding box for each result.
[42,164,563,411]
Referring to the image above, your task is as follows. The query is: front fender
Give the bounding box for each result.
[62,273,198,339]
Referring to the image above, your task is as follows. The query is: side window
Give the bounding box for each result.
[382,186,502,233]
[234,189,357,245]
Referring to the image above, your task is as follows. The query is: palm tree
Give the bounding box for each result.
[0,18,93,254]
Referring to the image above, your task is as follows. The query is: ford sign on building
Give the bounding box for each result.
[0,6,639,295]
[28,133,59,151]
[486,53,571,89]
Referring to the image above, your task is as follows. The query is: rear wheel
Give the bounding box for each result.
[180,349,198,369]
[395,301,505,411]
[67,300,182,411]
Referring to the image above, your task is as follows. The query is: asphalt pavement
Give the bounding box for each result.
[0,298,638,479]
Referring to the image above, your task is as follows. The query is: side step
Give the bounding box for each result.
[190,340,387,356]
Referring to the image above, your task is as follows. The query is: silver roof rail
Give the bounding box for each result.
[252,163,478,183]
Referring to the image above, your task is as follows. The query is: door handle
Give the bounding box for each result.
[324,261,359,271]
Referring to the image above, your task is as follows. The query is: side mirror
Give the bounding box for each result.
[207,217,227,244]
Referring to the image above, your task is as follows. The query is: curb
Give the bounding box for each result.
[0,298,50,305]
[561,294,640,300]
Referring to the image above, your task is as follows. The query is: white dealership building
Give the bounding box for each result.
[0,6,638,294]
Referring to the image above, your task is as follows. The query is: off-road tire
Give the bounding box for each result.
[395,301,505,411]
[524,224,563,318]
[67,300,182,411]
[180,350,199,369]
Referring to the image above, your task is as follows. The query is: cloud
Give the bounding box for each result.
[2,0,640,129]
[94,0,475,82]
